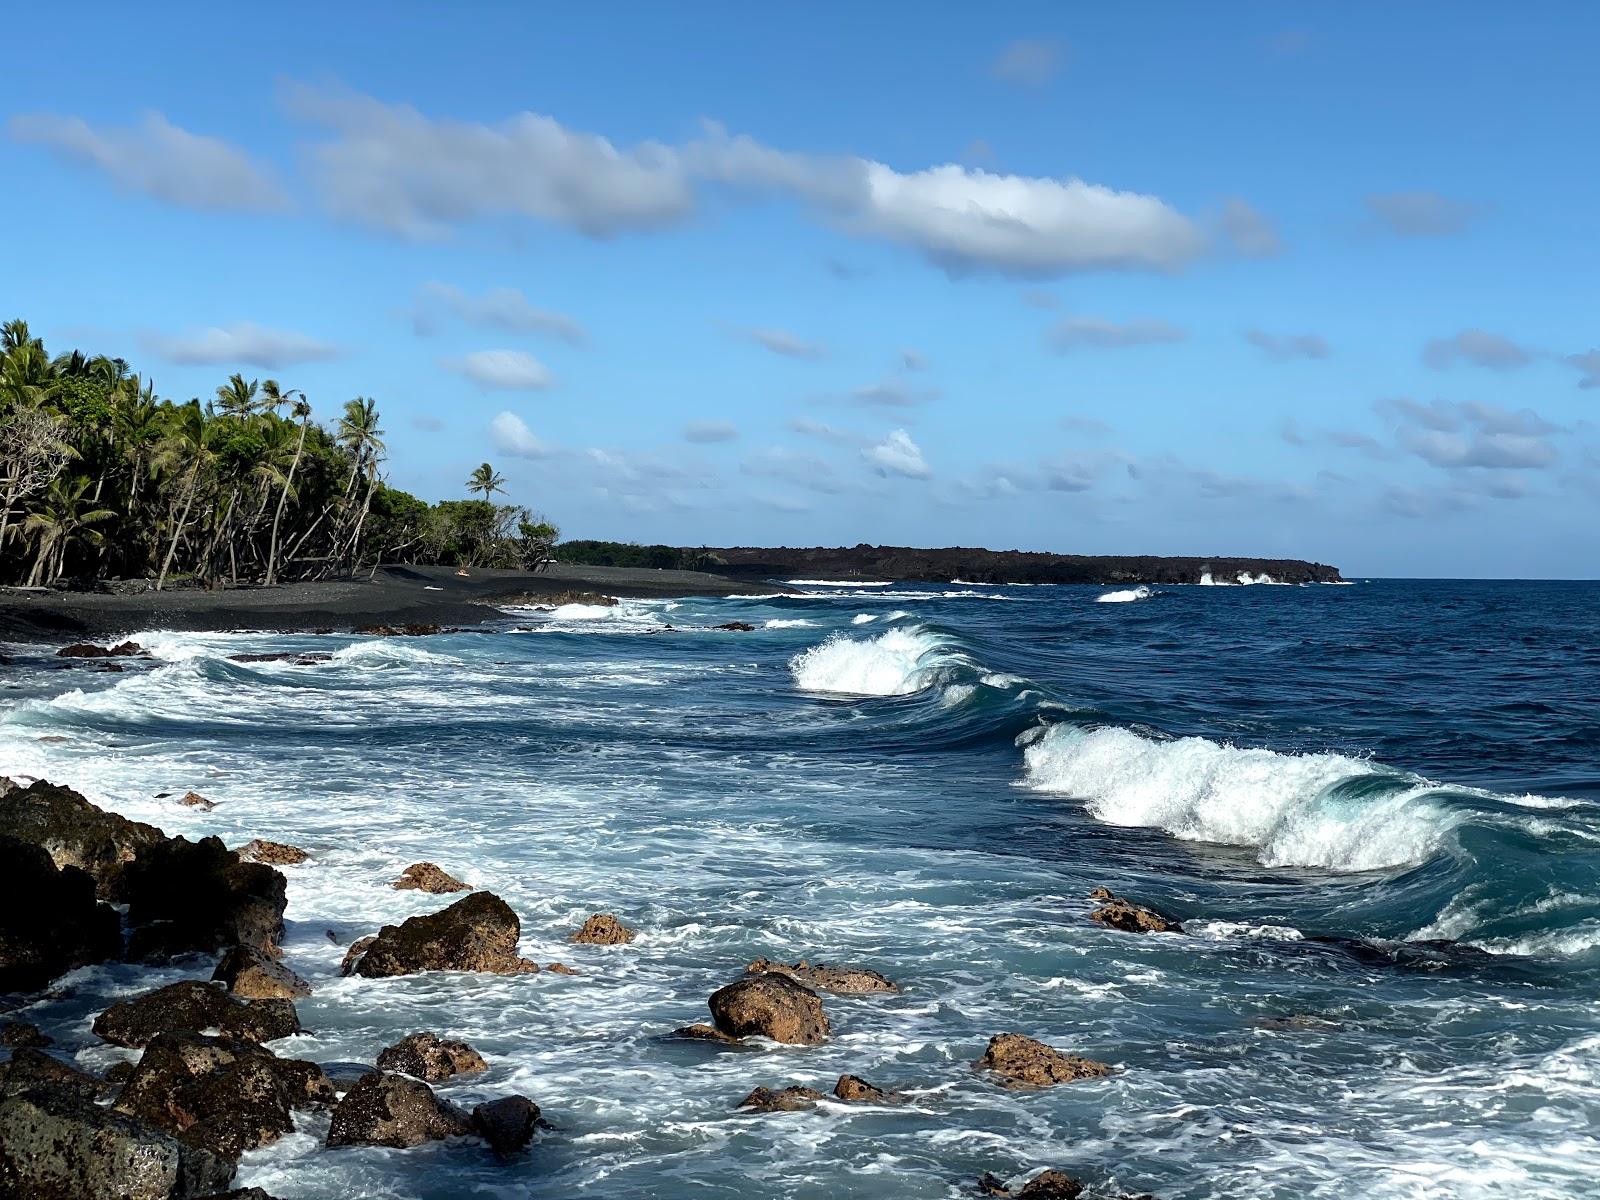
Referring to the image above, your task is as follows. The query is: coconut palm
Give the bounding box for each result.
[154,401,214,590]
[467,463,506,500]
[23,475,115,585]
[264,395,313,585]
[213,373,260,419]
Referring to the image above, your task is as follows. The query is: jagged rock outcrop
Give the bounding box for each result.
[0,1047,110,1099]
[374,1032,487,1082]
[0,1021,51,1048]
[390,862,470,894]
[569,912,635,945]
[0,778,164,896]
[351,892,539,978]
[0,835,121,992]
[833,1074,902,1104]
[737,1085,825,1112]
[211,944,311,1000]
[1088,888,1182,934]
[974,1034,1113,1088]
[121,836,286,959]
[235,839,308,865]
[708,973,830,1045]
[56,640,146,659]
[325,1071,473,1149]
[92,981,300,1049]
[746,957,897,994]
[471,1095,540,1157]
[978,1169,1085,1199]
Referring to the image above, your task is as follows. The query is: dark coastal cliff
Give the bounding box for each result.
[694,545,1343,586]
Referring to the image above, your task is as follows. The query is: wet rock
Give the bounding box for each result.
[1087,890,1182,934]
[375,1032,487,1082]
[546,961,578,975]
[708,973,830,1045]
[668,1023,741,1043]
[0,1085,233,1199]
[833,1074,903,1104]
[56,640,145,659]
[352,892,539,978]
[569,912,635,945]
[390,862,470,894]
[338,935,376,976]
[92,981,300,1049]
[737,1085,824,1112]
[354,623,441,637]
[746,957,898,994]
[179,791,216,811]
[197,1191,283,1200]
[978,1169,1085,1199]
[226,653,331,666]
[975,1035,1113,1088]
[0,778,164,896]
[211,945,312,1000]
[1251,1013,1344,1032]
[317,1061,378,1093]
[530,591,618,608]
[0,1021,51,1047]
[472,1094,540,1157]
[326,1070,473,1149]
[0,835,121,992]
[714,621,756,632]
[235,839,308,865]
[0,1047,107,1099]
[97,663,125,673]
[121,836,286,959]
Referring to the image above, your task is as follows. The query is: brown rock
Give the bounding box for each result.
[92,981,300,1049]
[532,591,618,608]
[471,1095,540,1157]
[668,1023,741,1044]
[746,957,898,994]
[0,1047,108,1099]
[120,836,287,960]
[179,791,216,810]
[0,1022,51,1048]
[352,891,539,978]
[0,778,164,897]
[0,836,121,992]
[375,1032,487,1082]
[391,862,470,894]
[737,1085,824,1112]
[568,912,635,945]
[974,1034,1113,1088]
[326,1070,473,1149]
[708,973,830,1045]
[979,1170,1085,1199]
[833,1074,902,1104]
[236,840,308,866]
[1088,889,1182,934]
[211,945,312,1000]
[56,640,145,658]
[338,936,377,976]
[546,962,579,975]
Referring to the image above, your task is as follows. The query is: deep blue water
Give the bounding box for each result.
[2,578,1597,1199]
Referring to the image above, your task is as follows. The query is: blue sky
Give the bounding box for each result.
[2,2,1596,577]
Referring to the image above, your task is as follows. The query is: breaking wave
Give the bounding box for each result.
[789,626,966,697]
[1097,586,1152,603]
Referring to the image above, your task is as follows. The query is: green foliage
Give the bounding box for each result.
[554,540,722,571]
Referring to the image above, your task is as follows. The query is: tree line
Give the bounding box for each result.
[0,319,557,588]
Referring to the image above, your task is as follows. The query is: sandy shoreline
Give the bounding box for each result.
[0,563,778,643]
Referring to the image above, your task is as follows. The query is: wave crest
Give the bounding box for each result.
[789,627,952,696]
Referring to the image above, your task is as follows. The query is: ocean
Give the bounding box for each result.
[2,578,1598,1199]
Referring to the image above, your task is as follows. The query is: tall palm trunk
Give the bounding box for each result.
[157,461,202,591]
[265,416,308,586]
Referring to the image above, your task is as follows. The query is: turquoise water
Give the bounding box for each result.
[2,579,1597,1198]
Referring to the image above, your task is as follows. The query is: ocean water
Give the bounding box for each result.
[2,578,1598,1199]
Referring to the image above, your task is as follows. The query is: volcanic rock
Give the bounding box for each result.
[120,836,286,959]
[352,892,539,978]
[833,1074,902,1104]
[975,1034,1113,1088]
[211,945,312,1000]
[375,1032,487,1082]
[338,936,376,976]
[708,973,830,1045]
[390,862,470,894]
[0,778,164,896]
[668,1023,741,1043]
[978,1169,1085,1199]
[0,1047,108,1099]
[746,957,898,994]
[1088,889,1182,934]
[472,1095,540,1157]
[546,961,578,975]
[714,622,756,631]
[178,792,215,811]
[0,1021,51,1047]
[0,835,121,992]
[737,1085,824,1112]
[235,839,307,865]
[56,640,145,659]
[569,912,635,945]
[326,1070,473,1149]
[92,981,300,1049]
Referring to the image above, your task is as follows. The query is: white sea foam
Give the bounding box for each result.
[851,614,877,625]
[786,579,894,587]
[763,619,817,629]
[549,603,618,620]
[1097,586,1152,603]
[788,627,949,696]
[1019,724,1451,871]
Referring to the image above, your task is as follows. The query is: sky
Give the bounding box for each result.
[1,2,1596,578]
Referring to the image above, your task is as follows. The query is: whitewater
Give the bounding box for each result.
[2,579,1597,1198]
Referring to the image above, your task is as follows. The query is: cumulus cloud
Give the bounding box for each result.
[1280,419,1389,460]
[863,429,930,479]
[1364,191,1481,237]
[991,38,1065,86]
[684,420,738,443]
[412,282,585,343]
[1567,350,1600,389]
[1219,198,1284,258]
[8,111,287,212]
[1421,329,1533,371]
[1046,316,1186,352]
[444,349,553,390]
[742,328,826,360]
[1381,398,1563,470]
[1245,328,1331,360]
[142,322,339,368]
[850,380,938,407]
[489,411,551,458]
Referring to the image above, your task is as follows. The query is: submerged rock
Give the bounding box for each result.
[974,1034,1113,1088]
[0,1085,233,1200]
[546,961,579,975]
[211,944,312,1000]
[0,778,164,896]
[833,1074,903,1104]
[375,1032,487,1082]
[978,1169,1085,1199]
[667,1023,741,1044]
[235,839,308,866]
[471,1095,540,1157]
[353,623,442,637]
[0,835,121,992]
[1087,889,1182,934]
[569,912,635,945]
[178,791,216,811]
[121,836,286,959]
[714,621,756,632]
[326,1070,473,1149]
[352,892,539,978]
[737,1085,824,1112]
[708,973,830,1045]
[746,957,898,994]
[390,862,470,894]
[92,981,300,1049]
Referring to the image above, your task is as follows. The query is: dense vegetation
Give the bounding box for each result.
[553,540,723,572]
[0,319,556,588]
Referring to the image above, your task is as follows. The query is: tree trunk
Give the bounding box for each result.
[157,462,202,591]
[265,418,307,586]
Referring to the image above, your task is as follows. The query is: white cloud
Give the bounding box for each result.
[743,328,826,360]
[790,418,862,445]
[142,322,339,367]
[864,429,930,479]
[990,38,1066,86]
[1365,191,1481,237]
[851,380,938,407]
[1219,198,1284,259]
[413,282,585,343]
[1567,350,1600,390]
[1245,328,1331,360]
[444,349,552,390]
[1381,398,1563,470]
[1422,329,1533,371]
[684,420,738,443]
[9,111,287,212]
[489,411,551,458]
[1046,316,1186,351]
[741,447,847,494]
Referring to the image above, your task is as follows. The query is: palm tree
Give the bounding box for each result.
[265,396,312,585]
[335,398,385,493]
[214,373,259,419]
[467,463,506,500]
[154,401,214,590]
[23,475,115,585]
